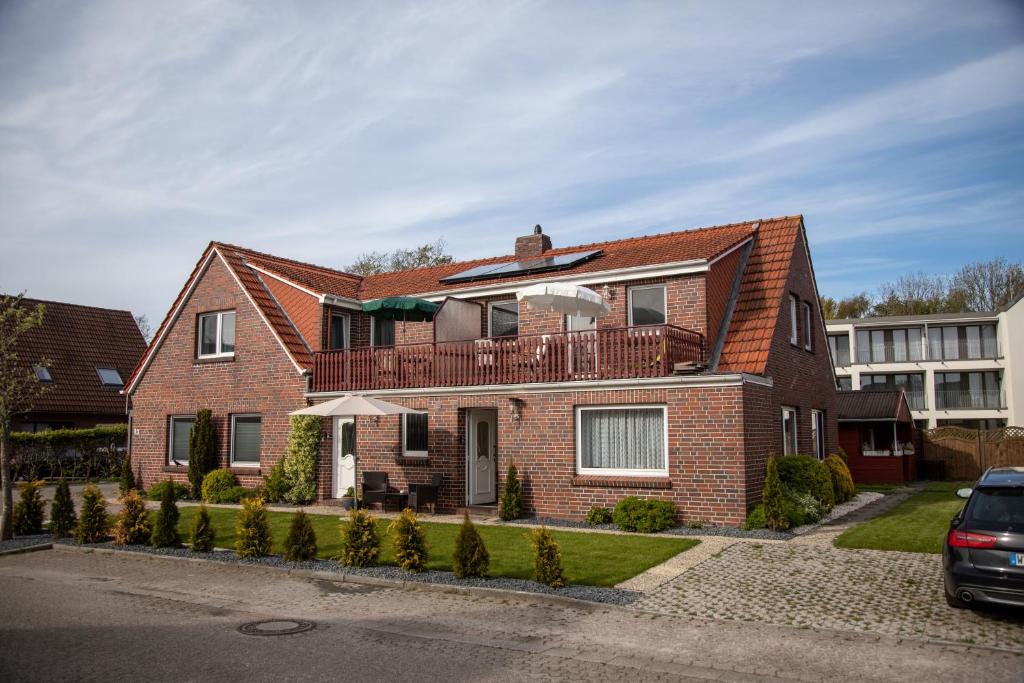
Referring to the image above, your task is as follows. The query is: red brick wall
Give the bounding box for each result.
[261,274,322,352]
[325,382,752,525]
[129,255,308,492]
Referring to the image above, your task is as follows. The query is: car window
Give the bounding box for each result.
[965,488,1024,529]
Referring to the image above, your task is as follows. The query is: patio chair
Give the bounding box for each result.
[408,473,443,513]
[361,471,389,510]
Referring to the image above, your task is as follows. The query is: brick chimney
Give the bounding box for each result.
[514,224,552,260]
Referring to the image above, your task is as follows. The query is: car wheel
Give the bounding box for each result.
[944,590,969,609]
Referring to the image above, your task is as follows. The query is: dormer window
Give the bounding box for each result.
[198,311,236,358]
[96,367,123,386]
[33,364,52,383]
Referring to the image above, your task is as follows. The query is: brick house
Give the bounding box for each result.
[10,297,146,432]
[125,215,837,525]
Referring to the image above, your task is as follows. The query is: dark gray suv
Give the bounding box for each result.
[943,467,1024,609]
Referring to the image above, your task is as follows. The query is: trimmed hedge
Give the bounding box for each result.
[825,454,855,503]
[9,424,127,481]
[586,506,612,525]
[777,455,834,511]
[201,469,238,503]
[146,480,190,501]
[612,497,676,533]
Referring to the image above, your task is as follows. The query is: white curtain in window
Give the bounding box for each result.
[892,329,907,361]
[580,408,664,470]
[908,328,923,360]
[871,331,885,362]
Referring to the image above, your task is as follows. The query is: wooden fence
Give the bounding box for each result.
[920,426,1024,480]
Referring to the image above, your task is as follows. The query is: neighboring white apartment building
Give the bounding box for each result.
[826,294,1023,430]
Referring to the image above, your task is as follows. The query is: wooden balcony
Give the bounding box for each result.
[311,325,705,393]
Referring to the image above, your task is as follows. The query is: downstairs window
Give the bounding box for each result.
[576,406,667,476]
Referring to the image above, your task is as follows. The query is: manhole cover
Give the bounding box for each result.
[238,619,315,636]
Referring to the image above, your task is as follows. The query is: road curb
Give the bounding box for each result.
[49,543,618,613]
[0,542,54,557]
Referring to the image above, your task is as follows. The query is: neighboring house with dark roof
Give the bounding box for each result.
[125,215,838,526]
[836,389,917,484]
[11,298,146,432]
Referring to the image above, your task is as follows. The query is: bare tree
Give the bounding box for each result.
[872,272,962,317]
[820,293,872,320]
[346,238,454,276]
[949,258,1024,312]
[0,293,48,540]
[134,314,153,343]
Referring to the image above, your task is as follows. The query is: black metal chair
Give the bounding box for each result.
[408,473,443,513]
[361,471,389,510]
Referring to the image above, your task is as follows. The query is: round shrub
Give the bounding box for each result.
[146,480,190,502]
[586,506,612,525]
[743,504,767,530]
[612,497,677,533]
[776,455,834,511]
[825,454,855,503]
[201,469,238,503]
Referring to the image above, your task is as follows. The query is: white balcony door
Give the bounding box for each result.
[467,409,497,505]
[567,314,598,377]
[333,416,356,498]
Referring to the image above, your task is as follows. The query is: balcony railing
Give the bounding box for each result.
[935,389,1005,410]
[311,324,705,392]
[905,391,927,411]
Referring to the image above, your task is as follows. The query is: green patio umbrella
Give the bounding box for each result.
[361,296,439,322]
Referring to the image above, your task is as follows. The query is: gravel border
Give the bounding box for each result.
[0,534,55,554]
[48,538,643,606]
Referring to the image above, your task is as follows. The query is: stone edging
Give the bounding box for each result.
[0,542,54,557]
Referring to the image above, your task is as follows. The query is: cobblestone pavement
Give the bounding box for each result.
[2,549,1021,682]
[633,541,1024,651]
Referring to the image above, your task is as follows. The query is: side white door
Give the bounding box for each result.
[334,416,356,497]
[467,409,497,505]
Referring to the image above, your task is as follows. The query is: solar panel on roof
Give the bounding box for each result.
[439,250,603,284]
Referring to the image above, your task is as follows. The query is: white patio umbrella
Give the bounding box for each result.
[516,282,611,317]
[291,395,422,510]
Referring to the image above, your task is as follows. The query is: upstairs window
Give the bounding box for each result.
[488,300,519,337]
[828,334,851,366]
[96,367,123,387]
[789,296,798,345]
[781,406,798,456]
[402,413,429,457]
[168,416,195,465]
[371,317,395,347]
[329,312,350,350]
[33,364,53,383]
[802,301,813,350]
[198,311,236,358]
[628,285,666,326]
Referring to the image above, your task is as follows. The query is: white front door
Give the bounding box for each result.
[333,416,356,498]
[467,409,497,505]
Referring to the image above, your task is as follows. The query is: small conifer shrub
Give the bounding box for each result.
[113,489,152,545]
[282,510,318,562]
[530,526,566,588]
[75,484,109,544]
[763,457,789,532]
[118,459,136,493]
[338,509,380,567]
[191,505,215,552]
[50,479,77,538]
[585,506,612,525]
[825,454,856,504]
[150,479,181,548]
[498,462,522,521]
[452,512,489,579]
[12,480,45,535]
[235,497,272,558]
[389,508,427,572]
[188,408,217,497]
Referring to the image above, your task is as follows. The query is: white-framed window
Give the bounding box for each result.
[168,415,195,465]
[329,312,350,350]
[781,406,798,456]
[488,300,519,337]
[811,410,825,460]
[628,285,666,326]
[33,364,52,383]
[230,414,262,467]
[96,367,123,386]
[576,405,668,476]
[402,412,429,457]
[370,316,395,347]
[802,301,813,350]
[789,295,798,345]
[197,310,236,358]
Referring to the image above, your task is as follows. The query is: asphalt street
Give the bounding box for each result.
[0,548,1020,682]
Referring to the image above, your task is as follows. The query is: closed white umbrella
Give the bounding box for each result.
[291,395,422,509]
[516,282,611,317]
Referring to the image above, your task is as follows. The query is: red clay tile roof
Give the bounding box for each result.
[716,216,803,375]
[357,221,756,299]
[216,243,361,299]
[12,297,146,416]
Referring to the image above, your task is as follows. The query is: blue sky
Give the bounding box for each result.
[1,1,1022,323]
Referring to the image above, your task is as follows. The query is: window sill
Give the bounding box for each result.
[163,465,187,474]
[194,355,235,365]
[572,476,671,489]
[229,466,261,475]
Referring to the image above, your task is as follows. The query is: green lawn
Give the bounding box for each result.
[855,483,900,495]
[170,507,697,587]
[834,481,970,554]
